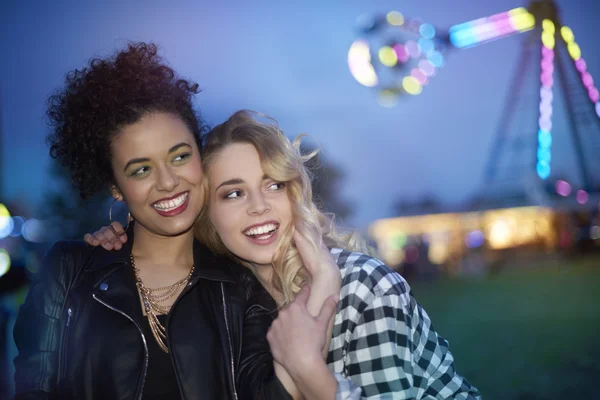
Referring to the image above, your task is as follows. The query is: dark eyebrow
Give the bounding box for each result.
[123,142,192,171]
[215,174,273,191]
[215,178,244,191]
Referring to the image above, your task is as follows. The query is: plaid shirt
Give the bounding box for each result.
[327,249,481,399]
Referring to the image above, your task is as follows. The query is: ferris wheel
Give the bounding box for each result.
[348,0,600,205]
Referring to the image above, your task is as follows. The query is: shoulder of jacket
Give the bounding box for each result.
[38,240,97,279]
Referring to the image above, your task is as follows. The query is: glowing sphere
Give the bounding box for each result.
[541,32,555,49]
[555,180,572,197]
[542,19,555,34]
[536,161,551,179]
[348,40,378,87]
[576,190,589,205]
[560,26,574,43]
[386,11,404,26]
[402,76,422,95]
[0,249,10,278]
[567,42,581,60]
[378,46,398,67]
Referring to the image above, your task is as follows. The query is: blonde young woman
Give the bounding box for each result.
[87,110,482,399]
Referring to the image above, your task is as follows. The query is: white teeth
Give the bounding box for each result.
[244,223,277,236]
[153,192,188,211]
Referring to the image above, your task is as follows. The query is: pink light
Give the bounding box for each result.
[541,59,554,72]
[541,73,554,87]
[575,58,587,72]
[576,190,589,205]
[555,180,572,197]
[489,11,511,22]
[405,41,421,58]
[582,72,594,88]
[411,68,428,85]
[393,44,409,63]
[588,87,599,102]
[542,46,554,58]
[418,60,436,76]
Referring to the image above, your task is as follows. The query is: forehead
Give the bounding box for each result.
[210,143,263,179]
[111,112,194,160]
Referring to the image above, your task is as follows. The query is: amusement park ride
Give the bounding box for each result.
[348,0,600,209]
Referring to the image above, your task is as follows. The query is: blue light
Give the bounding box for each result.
[538,129,552,147]
[449,30,478,48]
[418,38,435,54]
[537,161,551,179]
[419,23,436,39]
[428,51,445,67]
[537,148,551,163]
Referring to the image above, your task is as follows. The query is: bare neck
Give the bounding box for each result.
[131,224,195,267]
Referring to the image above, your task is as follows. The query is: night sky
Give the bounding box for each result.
[1,0,599,228]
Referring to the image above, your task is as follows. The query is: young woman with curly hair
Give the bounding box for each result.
[12,43,298,400]
[90,111,482,399]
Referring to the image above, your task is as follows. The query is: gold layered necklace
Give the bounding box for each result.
[130,253,195,353]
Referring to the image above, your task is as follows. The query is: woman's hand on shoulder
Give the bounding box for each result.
[83,222,128,251]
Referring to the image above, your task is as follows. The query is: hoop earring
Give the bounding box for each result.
[109,198,132,231]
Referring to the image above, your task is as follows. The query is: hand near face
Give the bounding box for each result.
[293,227,340,281]
[267,285,339,375]
[83,222,128,251]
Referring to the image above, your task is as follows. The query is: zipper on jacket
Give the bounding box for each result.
[221,282,238,400]
[93,294,149,400]
[57,307,73,382]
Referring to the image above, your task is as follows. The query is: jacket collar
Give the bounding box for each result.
[85,223,240,284]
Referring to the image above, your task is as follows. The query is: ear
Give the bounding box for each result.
[110,185,124,201]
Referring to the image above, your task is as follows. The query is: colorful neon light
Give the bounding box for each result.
[449,7,535,49]
[537,19,555,180]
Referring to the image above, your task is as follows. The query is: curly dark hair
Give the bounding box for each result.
[47,42,208,199]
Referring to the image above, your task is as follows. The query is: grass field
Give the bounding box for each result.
[410,255,600,400]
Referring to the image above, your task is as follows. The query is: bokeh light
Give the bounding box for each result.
[0,249,11,278]
[576,190,589,205]
[555,180,572,197]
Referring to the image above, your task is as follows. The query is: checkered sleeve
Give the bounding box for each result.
[330,251,481,399]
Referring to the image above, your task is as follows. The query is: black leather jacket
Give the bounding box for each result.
[13,232,291,400]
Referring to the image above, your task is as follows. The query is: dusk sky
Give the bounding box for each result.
[1,0,599,228]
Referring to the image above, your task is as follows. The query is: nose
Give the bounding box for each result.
[247,192,271,215]
[155,165,179,192]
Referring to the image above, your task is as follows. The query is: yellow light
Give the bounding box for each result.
[508,7,528,16]
[386,11,404,26]
[378,46,398,67]
[402,76,422,95]
[542,19,555,34]
[348,40,378,87]
[0,204,9,218]
[560,26,574,43]
[378,90,398,108]
[541,32,555,49]
[428,242,448,265]
[510,12,535,32]
[0,249,10,278]
[568,42,581,60]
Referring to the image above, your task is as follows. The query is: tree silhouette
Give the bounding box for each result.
[302,144,353,222]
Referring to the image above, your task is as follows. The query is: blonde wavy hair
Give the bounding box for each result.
[195,110,369,304]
